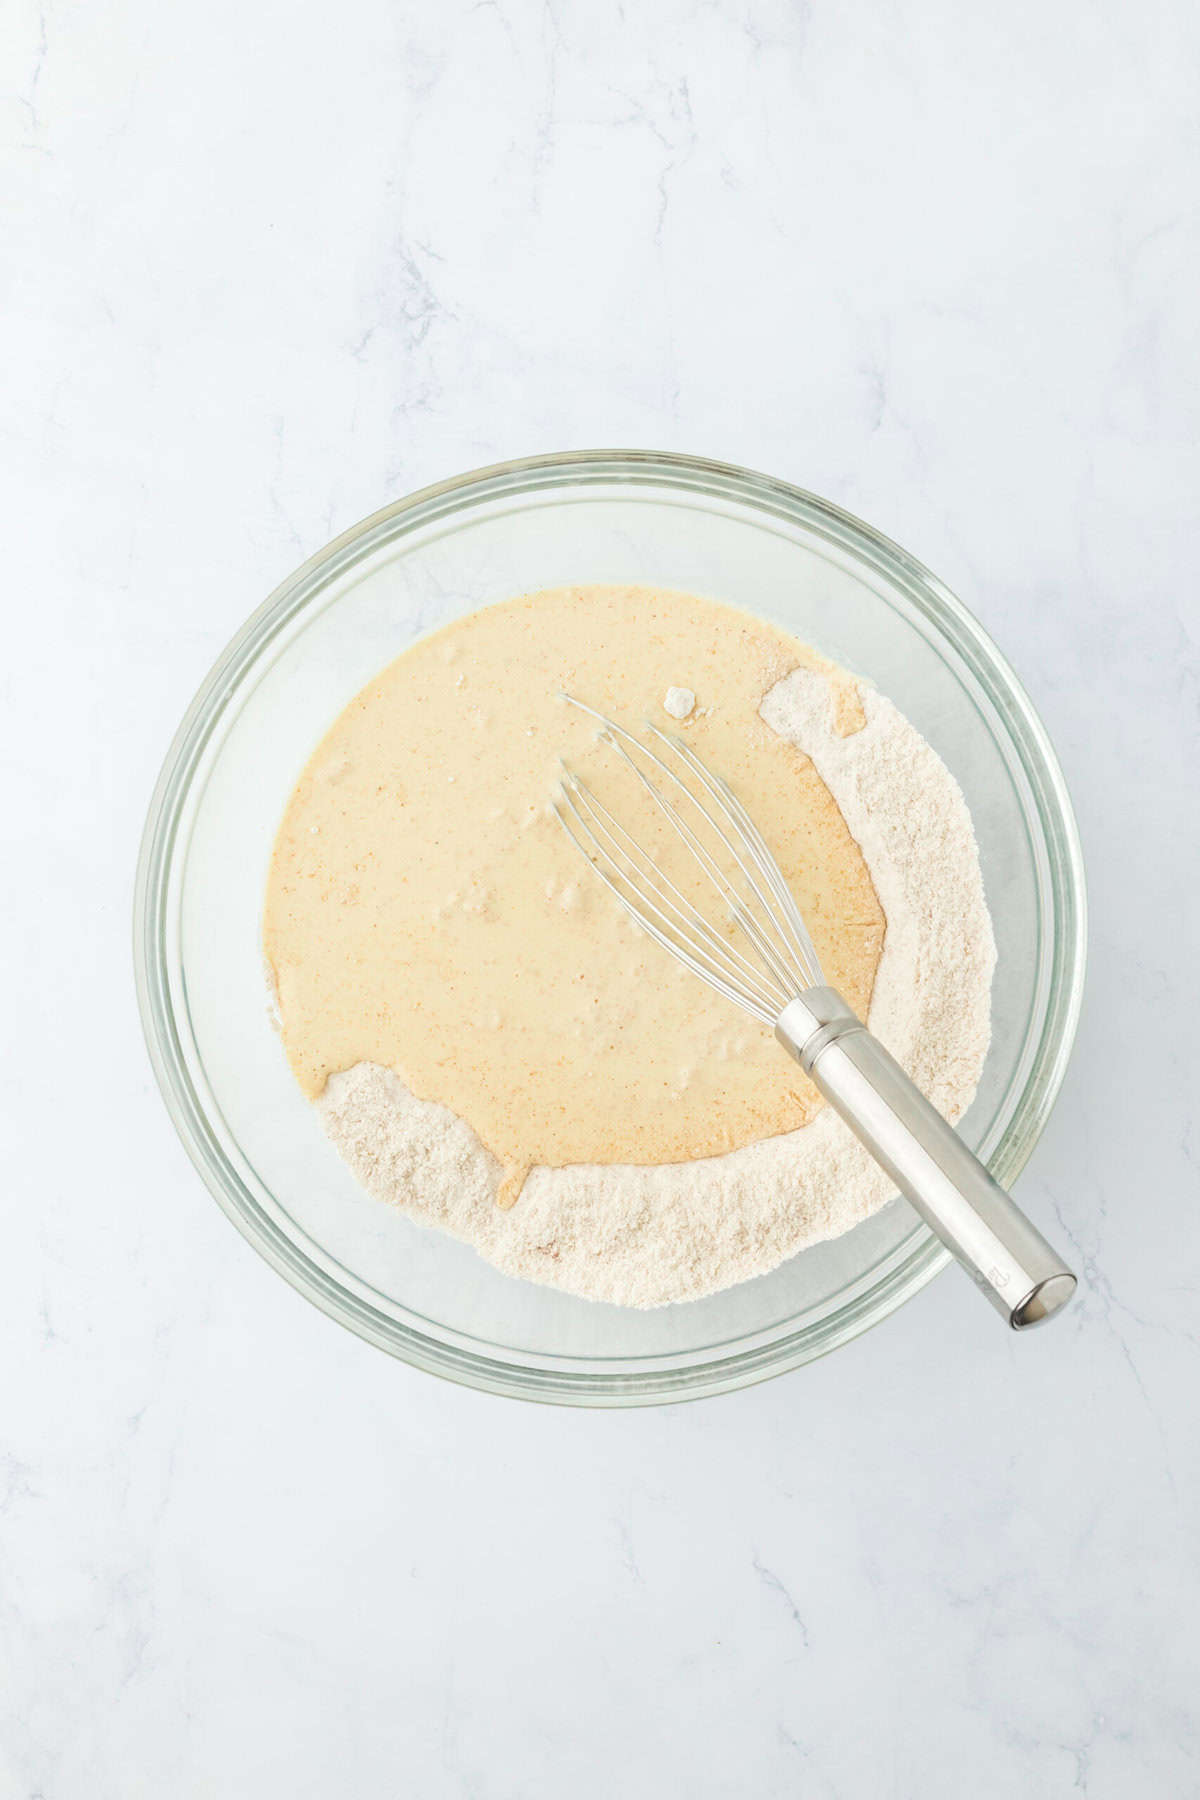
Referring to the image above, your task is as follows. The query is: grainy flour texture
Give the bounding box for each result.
[318,665,996,1306]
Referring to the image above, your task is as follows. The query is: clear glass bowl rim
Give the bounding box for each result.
[134,448,1087,1405]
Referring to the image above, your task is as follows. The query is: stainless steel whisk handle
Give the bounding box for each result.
[776,989,1076,1329]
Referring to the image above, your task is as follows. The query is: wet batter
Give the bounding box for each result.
[264,585,885,1205]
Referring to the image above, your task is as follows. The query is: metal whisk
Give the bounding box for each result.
[555,698,1076,1330]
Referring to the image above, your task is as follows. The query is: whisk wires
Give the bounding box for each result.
[554,697,824,1025]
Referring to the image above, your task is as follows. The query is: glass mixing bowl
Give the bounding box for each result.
[134,451,1086,1404]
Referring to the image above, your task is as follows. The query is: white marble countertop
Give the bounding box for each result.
[5,1,1199,1793]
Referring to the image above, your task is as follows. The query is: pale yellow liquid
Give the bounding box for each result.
[264,585,885,1205]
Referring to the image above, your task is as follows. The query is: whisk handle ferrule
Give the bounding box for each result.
[776,990,1077,1330]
